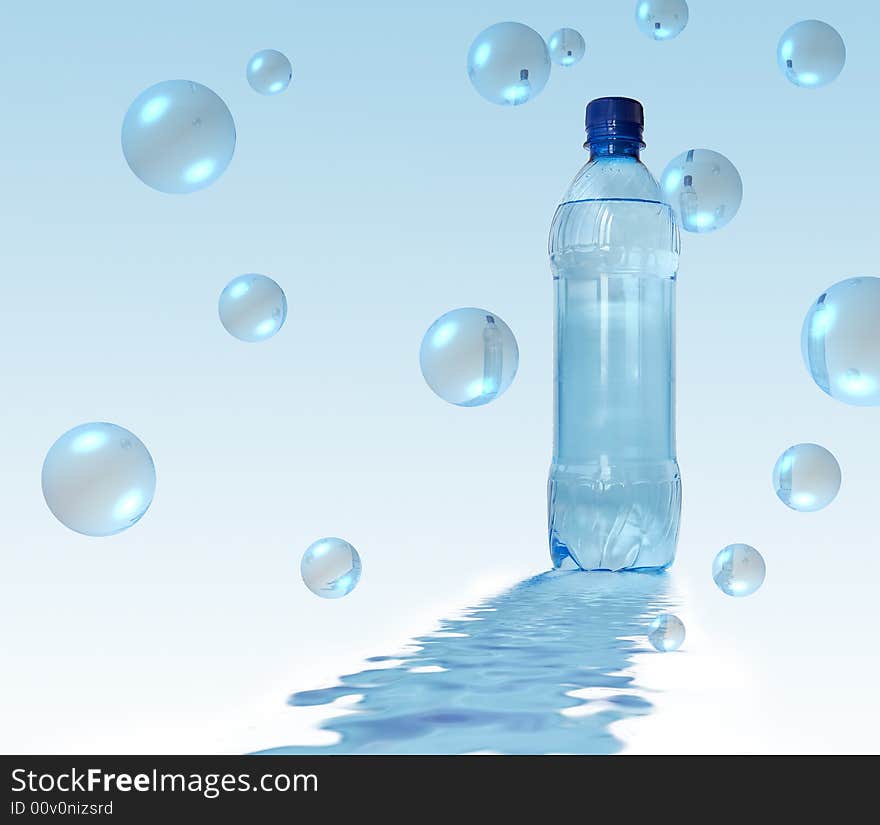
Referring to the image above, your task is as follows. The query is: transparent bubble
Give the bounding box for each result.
[648,613,685,652]
[301,538,362,599]
[635,0,689,41]
[802,277,880,406]
[42,423,156,537]
[712,544,765,597]
[548,28,585,67]
[778,20,845,88]
[247,49,292,95]
[466,22,551,106]
[420,308,519,407]
[218,274,287,343]
[773,443,841,512]
[121,80,236,195]
[660,148,743,233]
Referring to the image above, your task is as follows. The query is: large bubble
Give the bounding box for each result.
[420,308,519,407]
[660,148,743,233]
[466,22,551,106]
[802,277,880,406]
[548,28,585,67]
[777,20,846,88]
[121,80,236,194]
[42,423,156,537]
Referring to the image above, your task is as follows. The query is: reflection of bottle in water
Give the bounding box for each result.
[548,97,681,571]
[481,314,503,400]
[269,571,672,755]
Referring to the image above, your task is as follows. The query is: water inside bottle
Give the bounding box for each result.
[549,196,680,571]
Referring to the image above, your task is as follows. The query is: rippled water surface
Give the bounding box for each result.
[259,571,677,754]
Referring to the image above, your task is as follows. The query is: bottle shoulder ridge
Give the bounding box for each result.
[548,157,680,264]
[559,157,662,205]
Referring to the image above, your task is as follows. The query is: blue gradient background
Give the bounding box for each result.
[1,1,878,753]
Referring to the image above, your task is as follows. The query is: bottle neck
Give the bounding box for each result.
[587,138,642,161]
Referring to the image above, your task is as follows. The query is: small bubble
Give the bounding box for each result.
[648,613,685,652]
[247,49,293,96]
[218,274,287,343]
[712,544,765,597]
[547,28,585,67]
[301,538,362,599]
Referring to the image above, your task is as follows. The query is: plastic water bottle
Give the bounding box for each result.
[548,97,681,571]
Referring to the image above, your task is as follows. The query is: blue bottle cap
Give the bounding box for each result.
[585,97,645,147]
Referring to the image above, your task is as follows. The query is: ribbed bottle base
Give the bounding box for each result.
[548,463,681,571]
